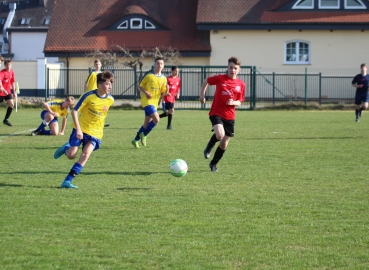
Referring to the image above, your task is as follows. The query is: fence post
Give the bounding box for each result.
[319,72,322,105]
[201,66,206,110]
[133,66,137,101]
[305,67,308,106]
[272,72,275,104]
[252,66,256,109]
[45,67,49,101]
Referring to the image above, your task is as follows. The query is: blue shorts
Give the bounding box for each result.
[41,110,58,124]
[355,91,369,105]
[69,128,101,151]
[144,105,157,116]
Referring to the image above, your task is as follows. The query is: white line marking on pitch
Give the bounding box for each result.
[0,129,34,142]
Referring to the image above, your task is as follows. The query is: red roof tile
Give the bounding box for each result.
[45,0,210,54]
[197,0,369,24]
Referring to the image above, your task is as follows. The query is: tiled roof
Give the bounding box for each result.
[197,0,369,24]
[44,0,211,54]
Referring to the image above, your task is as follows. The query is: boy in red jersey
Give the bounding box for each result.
[159,66,181,130]
[0,59,16,126]
[199,56,245,172]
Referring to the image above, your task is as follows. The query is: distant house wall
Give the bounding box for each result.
[11,32,46,61]
[209,30,364,75]
[12,61,38,89]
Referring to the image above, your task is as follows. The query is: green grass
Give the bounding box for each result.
[0,109,368,269]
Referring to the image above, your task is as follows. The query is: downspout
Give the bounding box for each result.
[2,3,16,54]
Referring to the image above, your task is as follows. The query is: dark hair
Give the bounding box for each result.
[171,66,178,71]
[97,70,114,84]
[94,59,101,64]
[228,56,241,66]
[155,57,164,63]
[4,59,12,65]
[361,63,366,68]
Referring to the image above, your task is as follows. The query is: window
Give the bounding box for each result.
[293,0,314,9]
[43,18,50,25]
[0,18,5,24]
[285,41,310,64]
[345,0,366,9]
[145,20,155,29]
[130,18,142,29]
[117,20,128,29]
[319,0,339,8]
[21,18,30,25]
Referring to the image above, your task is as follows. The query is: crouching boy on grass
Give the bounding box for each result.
[54,70,114,189]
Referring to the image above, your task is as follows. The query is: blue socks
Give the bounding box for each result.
[64,163,83,182]
[144,121,156,135]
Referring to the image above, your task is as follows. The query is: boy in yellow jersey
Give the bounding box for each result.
[84,59,110,127]
[131,57,167,148]
[31,97,75,136]
[84,59,102,92]
[54,70,115,189]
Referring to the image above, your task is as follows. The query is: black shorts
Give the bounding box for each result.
[165,102,174,110]
[0,94,13,103]
[209,115,235,137]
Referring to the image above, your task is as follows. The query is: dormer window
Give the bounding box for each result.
[293,0,314,9]
[345,0,366,9]
[43,18,50,25]
[319,0,339,9]
[131,18,142,29]
[145,20,155,29]
[292,0,367,9]
[0,18,5,25]
[118,20,128,29]
[21,18,30,25]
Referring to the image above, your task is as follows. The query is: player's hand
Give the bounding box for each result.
[199,96,206,104]
[166,93,171,96]
[76,129,83,140]
[53,112,59,117]
[145,91,152,99]
[358,84,364,88]
[227,99,234,105]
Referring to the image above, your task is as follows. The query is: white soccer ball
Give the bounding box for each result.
[169,159,188,177]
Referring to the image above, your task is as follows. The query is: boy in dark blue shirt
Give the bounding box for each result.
[352,63,369,122]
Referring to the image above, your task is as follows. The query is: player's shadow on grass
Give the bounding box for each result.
[0,183,22,187]
[117,187,152,191]
[3,171,163,176]
[247,136,356,140]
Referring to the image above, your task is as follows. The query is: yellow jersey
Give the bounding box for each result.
[139,71,167,109]
[73,90,114,139]
[47,99,69,119]
[85,71,101,92]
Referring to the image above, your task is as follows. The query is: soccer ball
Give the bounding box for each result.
[169,159,188,177]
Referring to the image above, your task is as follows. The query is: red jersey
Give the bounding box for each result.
[164,75,181,103]
[0,69,15,96]
[207,74,245,120]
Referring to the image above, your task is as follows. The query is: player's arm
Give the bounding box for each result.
[59,117,67,135]
[43,102,58,117]
[138,85,152,99]
[71,109,83,139]
[226,99,241,106]
[199,79,209,103]
[352,77,363,88]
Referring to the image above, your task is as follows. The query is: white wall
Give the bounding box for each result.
[11,32,58,63]
[210,30,367,75]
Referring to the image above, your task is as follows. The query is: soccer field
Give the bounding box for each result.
[0,109,368,269]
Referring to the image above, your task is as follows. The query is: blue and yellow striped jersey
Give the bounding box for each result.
[73,90,114,139]
[139,71,167,109]
[47,99,70,119]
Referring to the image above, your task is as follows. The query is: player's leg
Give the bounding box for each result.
[167,103,174,129]
[48,120,59,135]
[355,92,362,122]
[54,129,79,159]
[61,137,98,189]
[209,118,234,172]
[360,92,369,119]
[133,105,158,147]
[204,116,223,159]
[3,95,14,126]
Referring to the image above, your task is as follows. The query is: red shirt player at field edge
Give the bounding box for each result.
[199,56,246,172]
[159,66,181,130]
[0,59,16,126]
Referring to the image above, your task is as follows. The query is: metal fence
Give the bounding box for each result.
[46,66,355,109]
